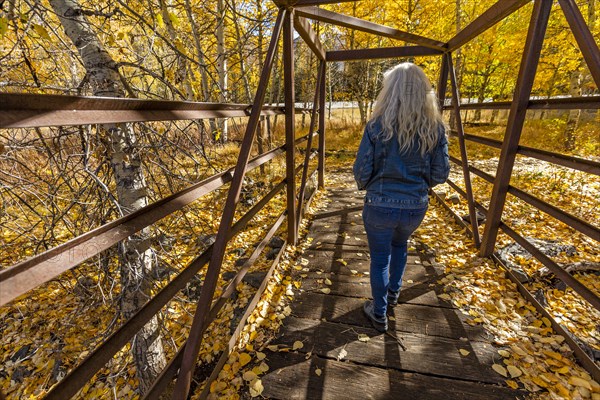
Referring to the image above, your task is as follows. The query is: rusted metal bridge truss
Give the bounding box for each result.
[0,0,599,398]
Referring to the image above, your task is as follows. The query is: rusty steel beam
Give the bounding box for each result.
[447,54,481,246]
[507,186,600,242]
[448,0,531,51]
[45,176,289,400]
[437,53,450,110]
[433,183,600,381]
[0,94,292,128]
[558,0,600,89]
[294,15,325,60]
[441,96,600,110]
[294,0,356,4]
[296,7,446,50]
[296,61,324,231]
[0,93,267,111]
[480,0,552,257]
[0,130,318,307]
[197,225,288,400]
[173,9,287,399]
[318,58,326,188]
[0,109,284,128]
[449,131,600,176]
[493,253,600,383]
[500,225,600,312]
[284,10,298,245]
[326,46,443,61]
[449,157,600,242]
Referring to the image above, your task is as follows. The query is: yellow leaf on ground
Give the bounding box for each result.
[507,365,522,378]
[492,364,508,377]
[437,293,451,301]
[315,368,322,376]
[249,379,264,397]
[506,380,519,389]
[358,334,370,342]
[258,362,269,373]
[293,341,304,350]
[256,352,266,361]
[239,352,252,367]
[320,288,331,294]
[459,349,470,356]
[569,376,592,390]
[498,350,510,358]
[243,371,258,381]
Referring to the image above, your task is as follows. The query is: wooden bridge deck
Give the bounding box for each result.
[259,179,525,399]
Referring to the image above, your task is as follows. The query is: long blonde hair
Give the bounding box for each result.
[370,62,445,155]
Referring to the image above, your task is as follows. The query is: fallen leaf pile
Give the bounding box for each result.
[197,192,331,400]
[439,155,600,354]
[0,152,327,399]
[418,195,600,399]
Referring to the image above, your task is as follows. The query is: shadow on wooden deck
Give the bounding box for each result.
[259,183,526,400]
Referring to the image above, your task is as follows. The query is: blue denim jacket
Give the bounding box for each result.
[353,118,450,209]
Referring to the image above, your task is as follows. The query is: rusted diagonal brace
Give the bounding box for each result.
[296,60,325,232]
[447,53,481,246]
[0,133,314,307]
[432,188,600,382]
[144,162,310,399]
[480,0,552,257]
[294,15,325,60]
[172,9,287,400]
[318,57,326,188]
[44,175,290,400]
[284,9,298,244]
[558,0,600,89]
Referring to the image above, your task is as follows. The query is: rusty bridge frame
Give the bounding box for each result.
[0,0,599,398]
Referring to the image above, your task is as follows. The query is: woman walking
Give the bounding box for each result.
[353,62,450,332]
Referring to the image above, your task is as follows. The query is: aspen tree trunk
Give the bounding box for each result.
[216,0,228,142]
[230,0,252,102]
[184,0,218,139]
[563,0,594,150]
[160,0,193,99]
[564,72,582,151]
[450,0,463,128]
[256,0,266,173]
[49,0,166,393]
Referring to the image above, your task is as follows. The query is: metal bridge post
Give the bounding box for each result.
[284,8,298,245]
[437,53,449,110]
[171,9,287,400]
[558,0,600,89]
[296,60,326,233]
[318,58,326,189]
[479,0,552,257]
[447,53,481,246]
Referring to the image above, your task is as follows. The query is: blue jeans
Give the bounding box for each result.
[362,204,428,316]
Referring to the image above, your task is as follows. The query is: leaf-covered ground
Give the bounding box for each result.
[223,168,599,400]
[1,143,598,399]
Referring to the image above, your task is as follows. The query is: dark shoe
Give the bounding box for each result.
[387,290,400,307]
[363,300,388,332]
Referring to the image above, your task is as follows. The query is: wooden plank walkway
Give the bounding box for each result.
[259,178,526,400]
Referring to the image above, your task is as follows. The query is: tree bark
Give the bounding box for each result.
[160,0,193,99]
[216,0,228,142]
[450,0,463,128]
[562,0,595,150]
[49,0,166,393]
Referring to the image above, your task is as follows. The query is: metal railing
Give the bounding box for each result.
[1,0,599,398]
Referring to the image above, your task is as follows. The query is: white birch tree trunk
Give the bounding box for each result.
[49,0,166,393]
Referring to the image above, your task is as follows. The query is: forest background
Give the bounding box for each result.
[0,0,599,398]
